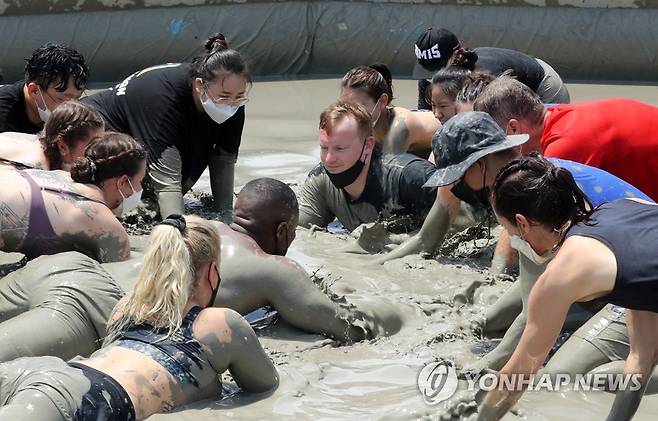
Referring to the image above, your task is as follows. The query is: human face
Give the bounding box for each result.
[196,74,248,107]
[319,117,368,174]
[495,210,563,258]
[28,78,84,111]
[431,85,457,123]
[101,160,147,210]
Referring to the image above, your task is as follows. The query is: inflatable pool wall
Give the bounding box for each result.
[0,1,656,83]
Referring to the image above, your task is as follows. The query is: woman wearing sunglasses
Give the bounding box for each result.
[85,33,250,220]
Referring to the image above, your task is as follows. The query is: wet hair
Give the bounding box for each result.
[455,72,496,105]
[24,43,88,92]
[446,47,479,71]
[341,63,394,105]
[473,76,544,130]
[492,153,594,232]
[319,100,372,139]
[429,67,471,103]
[38,101,104,170]
[190,33,252,85]
[70,132,146,185]
[105,215,220,343]
[237,178,299,221]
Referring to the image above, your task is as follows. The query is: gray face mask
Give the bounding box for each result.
[112,179,142,217]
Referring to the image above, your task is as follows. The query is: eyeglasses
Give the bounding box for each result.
[203,84,249,107]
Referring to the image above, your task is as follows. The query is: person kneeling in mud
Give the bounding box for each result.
[374,112,651,371]
[298,100,438,232]
[0,215,277,421]
[0,178,400,363]
[476,157,658,421]
[0,132,147,265]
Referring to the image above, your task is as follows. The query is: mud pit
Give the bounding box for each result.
[69,79,658,419]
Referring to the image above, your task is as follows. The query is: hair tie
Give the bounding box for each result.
[86,157,96,182]
[160,214,187,234]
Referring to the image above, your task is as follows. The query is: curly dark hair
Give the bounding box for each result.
[25,43,88,92]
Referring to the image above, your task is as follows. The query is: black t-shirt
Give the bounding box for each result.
[83,63,245,187]
[473,47,544,92]
[298,148,438,231]
[0,81,44,134]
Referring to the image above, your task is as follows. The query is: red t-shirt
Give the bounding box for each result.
[541,98,658,201]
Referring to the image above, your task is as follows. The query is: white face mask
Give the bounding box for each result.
[112,178,142,217]
[510,235,555,266]
[200,88,239,125]
[36,88,52,122]
[510,220,571,266]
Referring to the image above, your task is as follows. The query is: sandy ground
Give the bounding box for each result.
[143,79,658,419]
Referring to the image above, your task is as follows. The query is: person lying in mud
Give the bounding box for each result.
[0,132,146,263]
[0,215,278,421]
[375,113,651,373]
[298,100,438,232]
[0,101,104,171]
[476,157,658,421]
[340,64,439,155]
[0,178,399,363]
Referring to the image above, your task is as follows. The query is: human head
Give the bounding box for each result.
[318,100,375,188]
[412,28,461,80]
[39,100,105,171]
[70,132,147,215]
[492,154,593,257]
[24,43,88,122]
[105,214,221,343]
[429,67,471,123]
[455,72,496,113]
[191,33,251,121]
[233,178,299,256]
[340,64,393,126]
[473,76,545,152]
[423,111,528,207]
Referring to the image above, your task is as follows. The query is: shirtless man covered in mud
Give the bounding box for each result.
[0,177,401,362]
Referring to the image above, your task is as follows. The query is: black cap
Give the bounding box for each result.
[412,28,461,80]
[423,112,529,187]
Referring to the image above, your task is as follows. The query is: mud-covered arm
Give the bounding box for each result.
[490,229,519,275]
[202,308,279,393]
[265,259,375,342]
[606,309,658,421]
[96,217,131,263]
[477,272,571,420]
[208,152,236,223]
[377,187,458,264]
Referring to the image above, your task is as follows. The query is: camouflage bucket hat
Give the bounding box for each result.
[423,111,529,187]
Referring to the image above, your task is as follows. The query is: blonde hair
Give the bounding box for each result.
[105,215,220,344]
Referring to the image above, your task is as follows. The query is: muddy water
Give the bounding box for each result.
[158,79,658,420]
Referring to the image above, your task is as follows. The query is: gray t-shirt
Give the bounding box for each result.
[298,149,438,231]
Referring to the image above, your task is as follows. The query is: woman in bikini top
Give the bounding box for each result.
[0,131,146,263]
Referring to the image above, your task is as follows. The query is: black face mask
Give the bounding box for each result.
[207,265,220,308]
[324,140,367,189]
[450,165,491,209]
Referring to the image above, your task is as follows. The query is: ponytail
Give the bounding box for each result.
[492,153,594,232]
[191,32,251,84]
[447,47,478,71]
[105,215,220,344]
